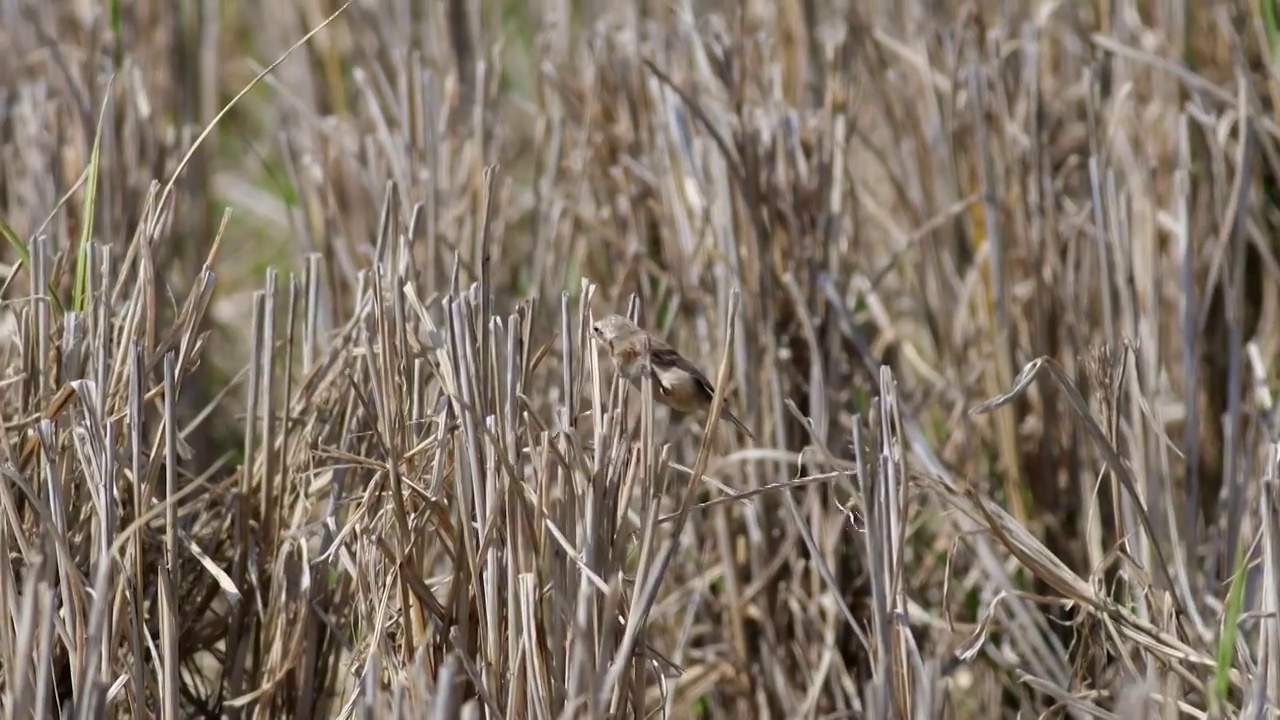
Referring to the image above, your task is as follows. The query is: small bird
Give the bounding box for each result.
[591,313,756,441]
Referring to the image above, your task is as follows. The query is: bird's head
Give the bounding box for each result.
[591,314,641,348]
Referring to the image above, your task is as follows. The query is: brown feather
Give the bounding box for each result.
[592,313,756,441]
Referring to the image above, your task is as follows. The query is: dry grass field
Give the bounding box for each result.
[2,0,1280,717]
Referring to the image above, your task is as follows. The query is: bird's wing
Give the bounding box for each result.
[647,346,716,398]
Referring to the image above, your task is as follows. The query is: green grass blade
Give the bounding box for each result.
[1263,0,1279,58]
[1211,535,1250,711]
[0,219,32,270]
[72,78,114,314]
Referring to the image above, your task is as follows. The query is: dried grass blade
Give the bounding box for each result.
[970,355,1183,606]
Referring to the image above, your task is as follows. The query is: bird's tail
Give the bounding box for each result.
[722,410,756,442]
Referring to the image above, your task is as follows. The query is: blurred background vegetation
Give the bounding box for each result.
[2,0,1280,717]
